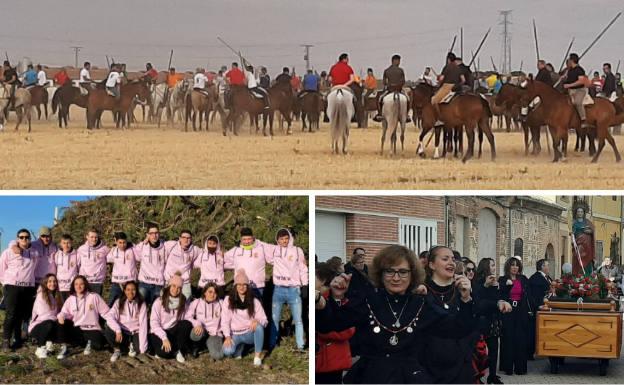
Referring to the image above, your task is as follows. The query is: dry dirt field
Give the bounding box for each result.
[1,106,624,190]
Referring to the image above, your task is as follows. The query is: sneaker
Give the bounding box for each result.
[128,344,137,358]
[487,375,504,384]
[56,344,67,359]
[235,355,242,360]
[253,356,262,367]
[176,350,185,363]
[45,341,54,353]
[191,347,200,359]
[83,340,92,355]
[372,114,383,122]
[35,346,48,359]
[110,350,121,363]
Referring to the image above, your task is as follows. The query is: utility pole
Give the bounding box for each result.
[301,44,313,71]
[499,10,512,74]
[70,46,82,68]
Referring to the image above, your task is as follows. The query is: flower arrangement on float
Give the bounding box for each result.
[551,272,612,300]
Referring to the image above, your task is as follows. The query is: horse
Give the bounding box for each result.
[0,84,32,132]
[380,91,408,155]
[300,91,322,132]
[495,83,549,155]
[185,85,217,131]
[26,86,48,120]
[524,80,620,162]
[51,83,88,128]
[167,80,190,127]
[149,83,168,127]
[326,86,355,154]
[85,80,151,129]
[266,83,294,135]
[225,85,267,136]
[411,83,495,162]
[348,83,366,127]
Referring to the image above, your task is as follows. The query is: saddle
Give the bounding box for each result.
[581,94,595,106]
[250,89,266,99]
[440,91,457,104]
[597,92,618,102]
[367,90,378,98]
[193,88,211,98]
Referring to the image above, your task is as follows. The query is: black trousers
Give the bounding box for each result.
[2,285,36,342]
[60,320,106,350]
[315,371,343,384]
[29,320,62,347]
[103,325,139,352]
[499,307,528,374]
[527,314,537,358]
[148,320,192,358]
[485,335,499,377]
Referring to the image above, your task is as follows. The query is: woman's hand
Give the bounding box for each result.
[223,337,233,348]
[455,275,472,301]
[115,331,123,343]
[162,338,172,353]
[330,273,351,299]
[57,315,65,325]
[498,300,512,313]
[484,275,497,287]
[250,319,258,331]
[192,326,204,337]
[414,284,427,295]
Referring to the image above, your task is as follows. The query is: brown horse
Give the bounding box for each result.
[27,86,48,120]
[86,80,151,129]
[411,83,495,162]
[524,80,620,162]
[185,85,217,132]
[51,83,88,128]
[266,82,294,135]
[300,91,322,132]
[225,85,266,136]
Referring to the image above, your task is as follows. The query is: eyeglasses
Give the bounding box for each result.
[18,235,31,240]
[466,268,475,273]
[40,235,51,238]
[383,268,411,278]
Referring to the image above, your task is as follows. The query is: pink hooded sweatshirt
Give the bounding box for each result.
[224,240,273,289]
[186,298,223,336]
[133,241,167,286]
[58,292,110,330]
[53,249,80,292]
[105,298,149,353]
[106,246,138,283]
[163,240,202,285]
[149,297,192,341]
[266,229,309,288]
[195,236,225,287]
[220,296,268,337]
[77,241,111,284]
[28,291,61,333]
[0,246,41,287]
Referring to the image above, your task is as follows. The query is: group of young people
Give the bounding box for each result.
[0,223,308,366]
[315,246,553,384]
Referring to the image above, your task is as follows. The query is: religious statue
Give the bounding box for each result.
[571,201,595,277]
[610,232,620,263]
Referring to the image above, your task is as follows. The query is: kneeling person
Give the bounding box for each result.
[187,282,224,359]
[104,281,148,362]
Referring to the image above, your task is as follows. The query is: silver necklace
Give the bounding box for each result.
[385,295,409,328]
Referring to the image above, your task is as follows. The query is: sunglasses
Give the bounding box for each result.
[40,234,51,238]
[18,235,31,240]
[466,268,475,272]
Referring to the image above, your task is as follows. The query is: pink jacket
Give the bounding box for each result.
[77,241,111,284]
[105,298,148,353]
[149,297,192,341]
[186,298,223,336]
[195,236,225,287]
[163,240,202,284]
[266,229,309,287]
[28,291,60,333]
[53,249,80,292]
[8,239,58,282]
[220,296,268,337]
[134,241,167,286]
[58,292,110,331]
[0,246,41,287]
[106,246,138,283]
[224,240,273,289]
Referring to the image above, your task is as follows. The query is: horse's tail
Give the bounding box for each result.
[51,89,60,114]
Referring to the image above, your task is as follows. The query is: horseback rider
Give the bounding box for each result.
[215,67,227,107]
[143,63,159,83]
[562,53,589,127]
[535,60,553,86]
[79,61,93,95]
[36,64,47,87]
[275,67,292,87]
[601,63,617,99]
[22,64,38,89]
[165,67,181,101]
[193,67,210,97]
[422,67,437,87]
[244,65,270,110]
[258,67,271,89]
[328,53,355,87]
[225,62,245,108]
[455,57,473,92]
[299,69,320,98]
[364,68,377,98]
[373,54,406,122]
[432,52,463,126]
[3,60,20,108]
[53,67,70,87]
[105,63,122,99]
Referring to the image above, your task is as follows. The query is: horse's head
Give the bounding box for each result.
[410,83,433,109]
[495,83,518,108]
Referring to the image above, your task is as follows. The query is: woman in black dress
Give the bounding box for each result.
[498,257,534,376]
[316,245,476,384]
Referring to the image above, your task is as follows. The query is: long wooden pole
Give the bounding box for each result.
[533,19,540,62]
[449,35,457,53]
[558,37,575,72]
[460,28,464,58]
[167,49,174,70]
[580,12,622,60]
[490,56,498,72]
[467,28,491,67]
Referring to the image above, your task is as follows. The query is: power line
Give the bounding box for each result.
[499,10,512,73]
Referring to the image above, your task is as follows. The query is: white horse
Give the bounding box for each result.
[149,83,168,127]
[326,86,354,154]
[167,80,189,127]
[380,91,408,155]
[0,84,32,132]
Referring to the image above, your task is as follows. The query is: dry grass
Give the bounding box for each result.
[1,106,624,189]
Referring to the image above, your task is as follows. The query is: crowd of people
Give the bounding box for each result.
[315,246,557,384]
[0,224,308,365]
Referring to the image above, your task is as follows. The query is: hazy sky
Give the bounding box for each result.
[1,0,623,78]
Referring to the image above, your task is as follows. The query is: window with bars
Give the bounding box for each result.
[399,218,438,255]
